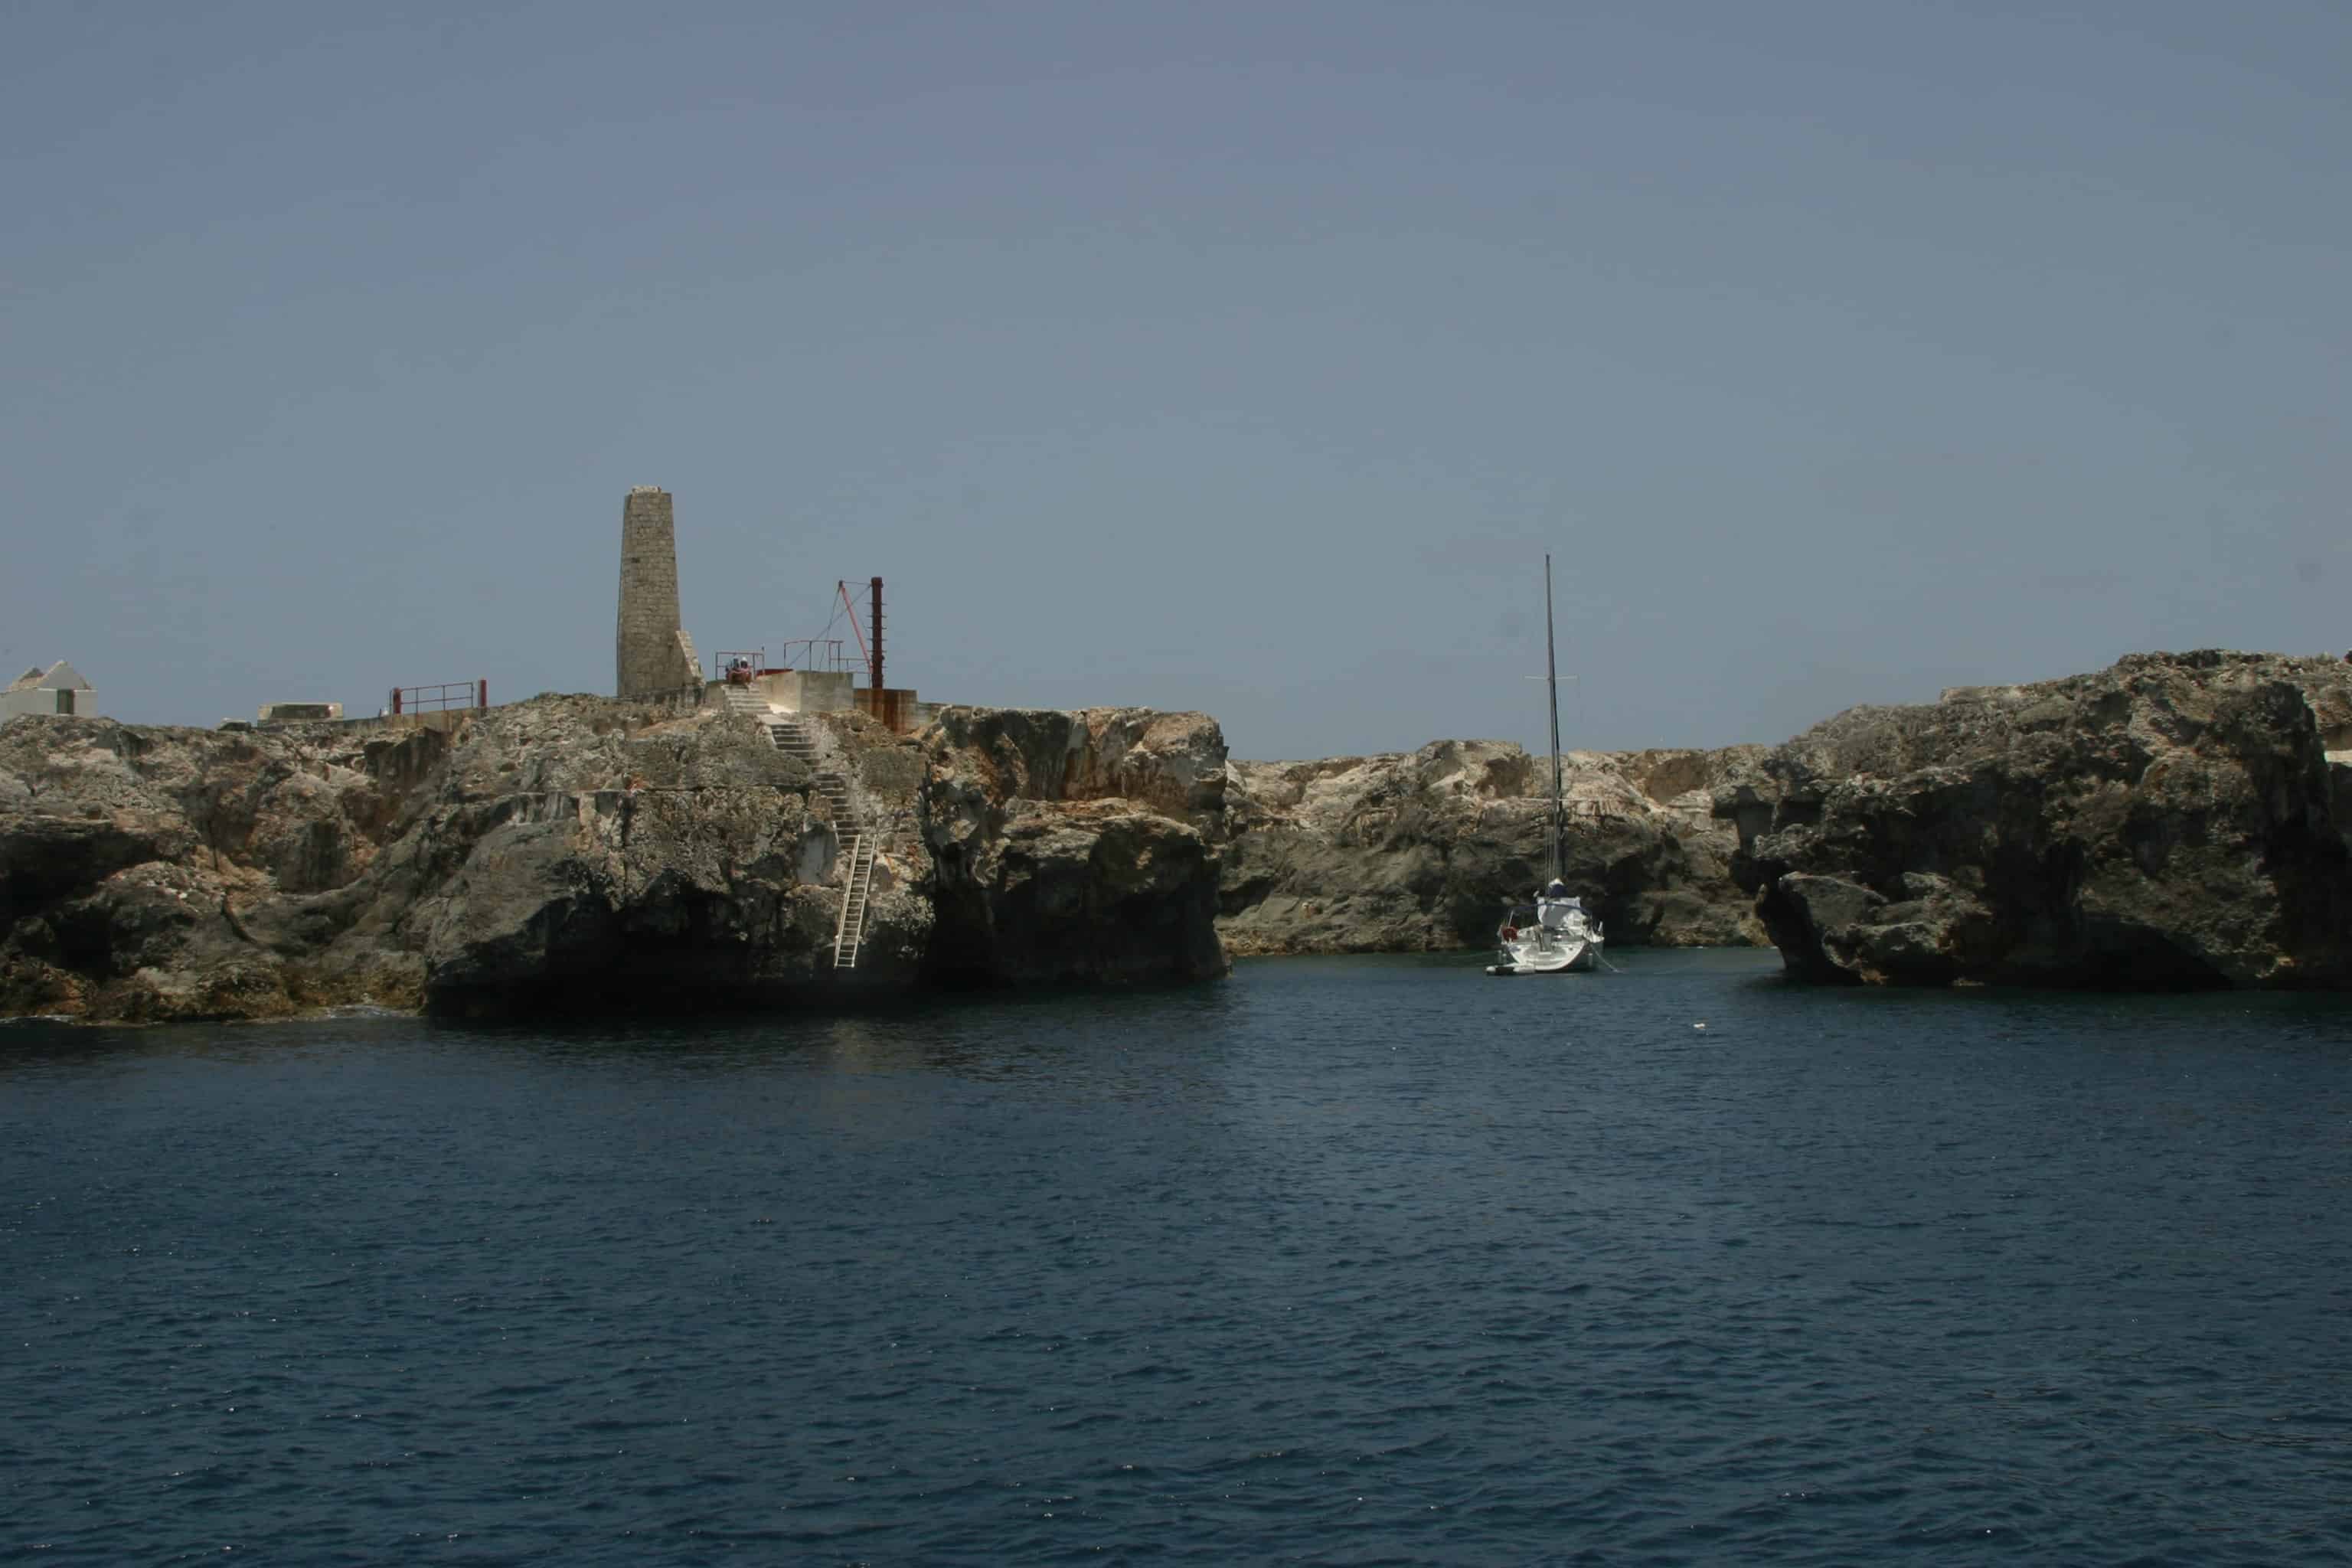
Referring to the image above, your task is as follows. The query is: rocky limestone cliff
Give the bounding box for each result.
[917,707,1227,985]
[410,699,900,1015]
[0,713,451,1021]
[1215,740,1766,956]
[29,648,2339,1015]
[0,697,1228,1023]
[1716,651,2352,988]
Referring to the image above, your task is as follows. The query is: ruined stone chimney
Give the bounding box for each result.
[615,486,697,698]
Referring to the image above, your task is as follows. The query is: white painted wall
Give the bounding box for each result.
[1,686,99,720]
[753,670,857,714]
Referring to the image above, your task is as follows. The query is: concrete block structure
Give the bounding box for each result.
[256,701,344,724]
[2,661,98,720]
[855,688,940,731]
[743,669,858,714]
[616,486,700,698]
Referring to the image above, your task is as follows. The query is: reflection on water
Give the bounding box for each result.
[5,951,2352,1563]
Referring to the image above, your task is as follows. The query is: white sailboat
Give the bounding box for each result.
[1486,554,1606,977]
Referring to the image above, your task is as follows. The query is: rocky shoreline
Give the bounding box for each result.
[0,698,1232,1023]
[9,648,2352,1021]
[1215,740,1763,955]
[1715,650,2352,989]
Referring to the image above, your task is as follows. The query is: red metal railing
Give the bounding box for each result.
[390,679,487,715]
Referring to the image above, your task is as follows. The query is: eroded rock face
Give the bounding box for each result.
[920,707,1227,985]
[1717,651,2352,988]
[1214,740,1766,956]
[410,705,861,1015]
[0,716,453,1021]
[923,707,1228,825]
[0,697,1229,1022]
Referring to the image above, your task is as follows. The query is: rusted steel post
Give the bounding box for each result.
[869,576,884,692]
[390,687,402,716]
[478,678,488,710]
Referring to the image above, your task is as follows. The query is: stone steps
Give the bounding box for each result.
[759,713,874,971]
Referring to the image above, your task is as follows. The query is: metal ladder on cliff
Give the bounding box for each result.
[830,832,877,969]
[765,714,874,969]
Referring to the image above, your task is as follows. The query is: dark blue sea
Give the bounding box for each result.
[6,950,2351,1565]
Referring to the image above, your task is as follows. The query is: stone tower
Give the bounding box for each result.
[615,486,699,697]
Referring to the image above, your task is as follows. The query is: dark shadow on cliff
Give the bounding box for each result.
[425,969,920,1021]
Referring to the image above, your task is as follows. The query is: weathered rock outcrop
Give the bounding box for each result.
[1717,651,2352,988]
[1215,740,1766,955]
[921,707,1227,985]
[0,714,452,1021]
[406,700,889,1014]
[34,648,2340,1013]
[0,696,1228,1023]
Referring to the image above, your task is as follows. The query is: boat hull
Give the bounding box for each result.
[1486,938,1596,975]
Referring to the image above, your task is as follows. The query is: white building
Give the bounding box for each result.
[2,661,100,720]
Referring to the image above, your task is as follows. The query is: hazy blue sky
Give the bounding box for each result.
[4,1,2346,757]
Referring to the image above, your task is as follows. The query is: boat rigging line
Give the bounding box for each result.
[1545,552,1563,885]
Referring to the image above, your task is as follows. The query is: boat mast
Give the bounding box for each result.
[1545,552,1563,884]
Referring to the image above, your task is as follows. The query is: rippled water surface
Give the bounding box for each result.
[7,951,2352,1564]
